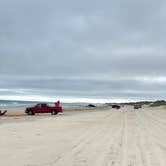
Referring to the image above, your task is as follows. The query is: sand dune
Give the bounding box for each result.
[0,106,166,166]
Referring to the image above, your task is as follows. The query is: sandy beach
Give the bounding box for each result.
[1,105,109,116]
[0,106,166,166]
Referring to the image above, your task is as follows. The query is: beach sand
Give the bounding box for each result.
[0,106,166,166]
[1,105,109,116]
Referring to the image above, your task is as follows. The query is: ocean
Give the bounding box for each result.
[0,100,88,108]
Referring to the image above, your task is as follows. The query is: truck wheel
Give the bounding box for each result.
[28,110,35,115]
[51,110,57,115]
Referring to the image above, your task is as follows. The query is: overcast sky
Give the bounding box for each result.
[0,0,166,102]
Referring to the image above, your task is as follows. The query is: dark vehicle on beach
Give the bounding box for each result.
[25,101,62,115]
[134,105,142,109]
[87,104,96,107]
[112,105,121,109]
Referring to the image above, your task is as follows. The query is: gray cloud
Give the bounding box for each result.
[0,0,166,101]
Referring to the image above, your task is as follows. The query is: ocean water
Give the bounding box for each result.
[0,100,87,108]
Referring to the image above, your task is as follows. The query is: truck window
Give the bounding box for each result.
[36,104,42,107]
[41,104,47,107]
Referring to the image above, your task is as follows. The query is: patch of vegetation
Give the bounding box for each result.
[106,100,166,107]
[123,101,152,106]
[150,100,166,107]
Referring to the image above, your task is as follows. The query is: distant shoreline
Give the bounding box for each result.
[0,99,94,109]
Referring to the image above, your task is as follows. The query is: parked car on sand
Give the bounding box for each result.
[25,101,62,115]
[112,105,121,109]
[134,104,142,109]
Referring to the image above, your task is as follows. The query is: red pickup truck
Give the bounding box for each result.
[25,101,62,115]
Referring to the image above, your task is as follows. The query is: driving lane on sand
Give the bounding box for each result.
[0,106,166,166]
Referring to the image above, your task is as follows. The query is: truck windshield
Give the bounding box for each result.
[36,104,41,107]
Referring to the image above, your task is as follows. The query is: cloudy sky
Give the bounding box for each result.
[0,0,166,102]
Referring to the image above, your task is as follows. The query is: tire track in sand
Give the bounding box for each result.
[45,111,119,166]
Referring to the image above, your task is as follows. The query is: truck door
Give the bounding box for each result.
[35,104,42,113]
[41,104,47,113]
